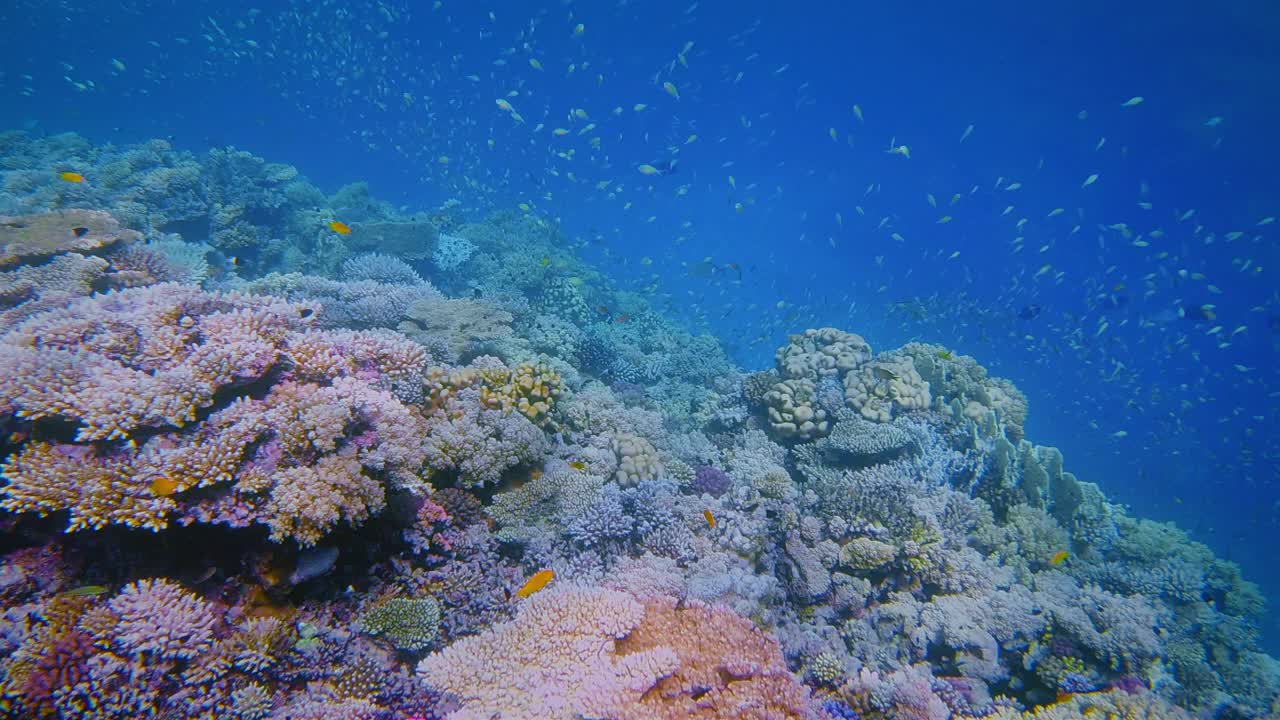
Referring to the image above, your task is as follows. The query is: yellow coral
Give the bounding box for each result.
[476,361,563,426]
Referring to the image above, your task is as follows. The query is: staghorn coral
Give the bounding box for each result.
[417,586,679,720]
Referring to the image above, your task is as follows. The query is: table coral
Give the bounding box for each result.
[0,208,139,268]
[399,297,514,361]
[417,586,679,720]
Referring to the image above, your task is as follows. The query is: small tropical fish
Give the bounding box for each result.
[936,350,954,361]
[515,569,555,599]
[59,171,85,183]
[528,58,543,71]
[540,256,551,267]
[959,124,974,143]
[63,585,109,597]
[703,509,716,529]
[567,460,587,471]
[71,226,89,238]
[328,221,352,235]
[150,476,179,497]
[1120,96,1144,107]
[852,104,864,122]
[1050,550,1070,565]
[662,81,679,99]
[637,164,660,175]
[1081,173,1099,188]
[615,314,630,323]
[872,366,900,382]
[573,23,585,35]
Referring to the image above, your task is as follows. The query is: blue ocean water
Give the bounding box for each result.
[1,0,1276,692]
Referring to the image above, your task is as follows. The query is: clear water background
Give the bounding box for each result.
[3,0,1277,648]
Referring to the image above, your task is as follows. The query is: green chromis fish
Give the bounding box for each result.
[63,585,109,597]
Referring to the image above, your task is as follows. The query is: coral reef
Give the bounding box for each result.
[0,133,1274,720]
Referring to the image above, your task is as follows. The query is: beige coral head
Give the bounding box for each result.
[0,209,141,269]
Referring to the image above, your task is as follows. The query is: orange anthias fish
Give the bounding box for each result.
[59,172,85,183]
[328,220,352,235]
[703,509,716,529]
[515,569,554,599]
[1050,550,1070,566]
[150,476,179,497]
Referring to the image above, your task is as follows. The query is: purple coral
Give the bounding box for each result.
[691,464,733,497]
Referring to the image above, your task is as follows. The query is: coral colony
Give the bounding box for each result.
[0,132,1276,719]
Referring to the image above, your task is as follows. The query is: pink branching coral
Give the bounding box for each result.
[417,586,679,720]
[0,283,309,440]
[0,284,430,543]
[107,578,220,661]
